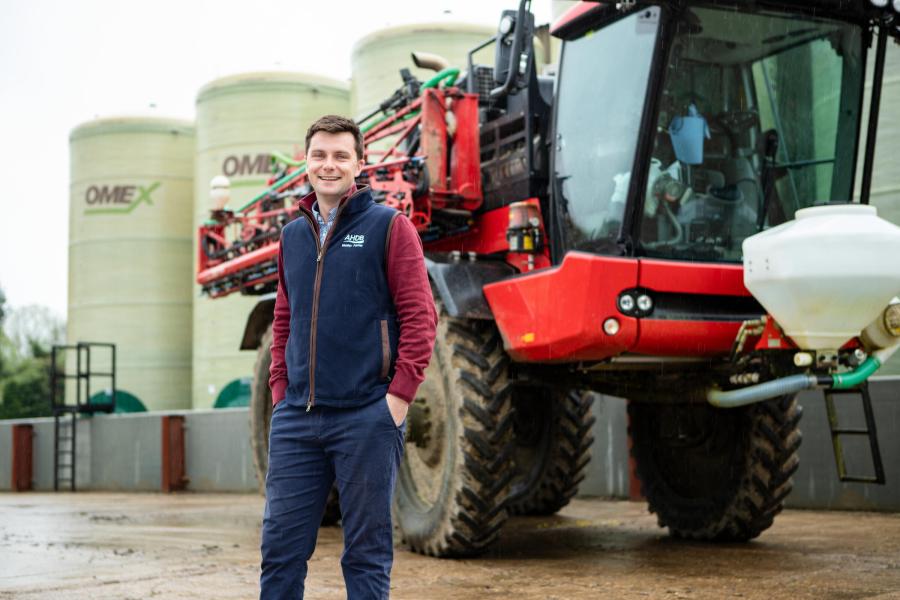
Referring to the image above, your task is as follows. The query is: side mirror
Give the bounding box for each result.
[491,0,534,98]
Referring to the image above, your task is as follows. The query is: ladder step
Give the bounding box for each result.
[824,383,885,485]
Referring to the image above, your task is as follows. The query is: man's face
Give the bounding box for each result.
[306,131,363,202]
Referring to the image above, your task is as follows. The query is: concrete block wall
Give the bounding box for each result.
[578,395,631,498]
[182,408,258,492]
[0,425,10,489]
[577,379,900,512]
[0,410,260,493]
[1,379,898,511]
[89,413,162,491]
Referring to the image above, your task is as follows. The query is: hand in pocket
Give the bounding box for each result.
[385,393,408,427]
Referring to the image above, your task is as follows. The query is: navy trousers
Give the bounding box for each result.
[260,397,406,600]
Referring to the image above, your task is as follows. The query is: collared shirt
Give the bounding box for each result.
[312,202,337,246]
[311,184,357,246]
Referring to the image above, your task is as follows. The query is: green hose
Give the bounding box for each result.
[421,68,460,90]
[362,67,457,136]
[235,166,306,214]
[270,151,305,168]
[361,109,421,134]
[361,113,389,134]
[831,356,882,389]
[708,348,893,408]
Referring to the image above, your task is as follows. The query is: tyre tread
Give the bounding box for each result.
[629,396,802,541]
[400,309,515,557]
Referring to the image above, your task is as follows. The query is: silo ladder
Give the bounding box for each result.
[49,342,117,491]
[53,411,76,492]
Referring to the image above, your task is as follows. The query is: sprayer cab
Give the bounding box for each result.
[550,1,899,261]
[473,2,894,373]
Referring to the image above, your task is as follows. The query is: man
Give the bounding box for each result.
[261,114,437,599]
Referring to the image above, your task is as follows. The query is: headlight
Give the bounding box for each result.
[636,294,653,312]
[870,0,889,7]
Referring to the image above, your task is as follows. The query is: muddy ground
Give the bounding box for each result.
[1,493,899,599]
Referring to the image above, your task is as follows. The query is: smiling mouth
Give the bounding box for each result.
[319,176,340,181]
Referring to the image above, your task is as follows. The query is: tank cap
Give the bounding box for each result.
[795,204,876,220]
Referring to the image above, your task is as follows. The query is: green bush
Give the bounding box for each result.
[0,359,53,419]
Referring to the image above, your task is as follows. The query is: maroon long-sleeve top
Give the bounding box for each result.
[268,201,437,405]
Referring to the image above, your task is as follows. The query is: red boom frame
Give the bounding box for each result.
[196,86,495,296]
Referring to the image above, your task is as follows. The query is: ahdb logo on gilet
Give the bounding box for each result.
[342,234,365,248]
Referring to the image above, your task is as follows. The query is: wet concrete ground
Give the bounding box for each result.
[1,493,899,599]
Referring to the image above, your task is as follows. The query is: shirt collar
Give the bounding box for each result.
[311,183,358,220]
[312,202,337,222]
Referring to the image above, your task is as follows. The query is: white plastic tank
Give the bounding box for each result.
[743,204,900,349]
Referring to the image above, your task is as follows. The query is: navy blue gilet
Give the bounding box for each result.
[281,187,400,409]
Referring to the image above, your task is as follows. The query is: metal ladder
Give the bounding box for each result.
[824,383,885,484]
[54,411,76,491]
[50,342,117,492]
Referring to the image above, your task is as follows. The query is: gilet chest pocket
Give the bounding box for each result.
[380,319,391,380]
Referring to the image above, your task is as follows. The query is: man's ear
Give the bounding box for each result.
[355,158,365,176]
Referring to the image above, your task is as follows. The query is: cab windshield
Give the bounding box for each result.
[637,7,864,261]
[554,5,866,262]
[554,7,662,255]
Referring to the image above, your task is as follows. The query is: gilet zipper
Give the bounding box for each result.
[297,187,367,412]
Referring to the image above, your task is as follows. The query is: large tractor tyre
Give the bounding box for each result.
[250,324,341,526]
[628,395,802,541]
[506,389,595,516]
[394,309,515,557]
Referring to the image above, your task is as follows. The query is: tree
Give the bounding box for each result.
[0,297,63,419]
[0,285,6,325]
[3,304,65,359]
[0,360,52,419]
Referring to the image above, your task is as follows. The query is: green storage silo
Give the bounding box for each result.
[193,71,350,409]
[350,22,494,119]
[68,116,195,411]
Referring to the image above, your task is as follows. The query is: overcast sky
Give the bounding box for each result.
[0,0,554,319]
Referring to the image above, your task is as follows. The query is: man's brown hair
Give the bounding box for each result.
[305,115,364,161]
